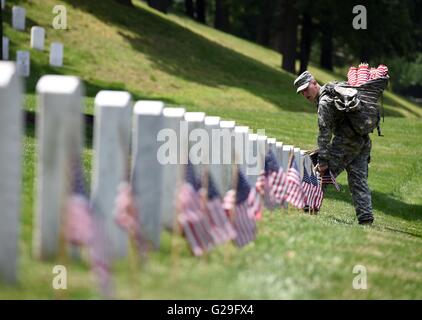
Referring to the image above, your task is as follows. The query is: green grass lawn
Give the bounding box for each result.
[0,0,421,299]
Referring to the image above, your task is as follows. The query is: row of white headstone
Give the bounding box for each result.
[2,3,64,77]
[0,61,314,284]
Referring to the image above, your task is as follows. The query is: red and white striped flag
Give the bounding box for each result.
[347,67,358,86]
[283,156,305,209]
[356,63,370,86]
[177,164,215,256]
[205,173,237,244]
[65,156,113,297]
[224,168,257,248]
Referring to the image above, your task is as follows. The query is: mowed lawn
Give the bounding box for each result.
[0,0,421,299]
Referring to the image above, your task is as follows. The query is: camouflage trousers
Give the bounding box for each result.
[327,136,373,223]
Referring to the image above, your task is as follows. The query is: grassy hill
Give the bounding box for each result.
[1,0,421,299]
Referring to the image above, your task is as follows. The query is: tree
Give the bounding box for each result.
[280,0,299,74]
[195,0,206,24]
[0,3,3,60]
[256,0,275,46]
[115,0,133,7]
[185,0,195,18]
[214,0,230,32]
[299,13,312,73]
[147,0,172,13]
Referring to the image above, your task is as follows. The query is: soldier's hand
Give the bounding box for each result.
[315,163,328,175]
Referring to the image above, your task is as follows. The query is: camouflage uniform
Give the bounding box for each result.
[317,85,373,224]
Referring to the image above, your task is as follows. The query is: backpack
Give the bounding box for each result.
[320,76,389,136]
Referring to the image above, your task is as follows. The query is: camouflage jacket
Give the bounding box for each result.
[316,84,370,166]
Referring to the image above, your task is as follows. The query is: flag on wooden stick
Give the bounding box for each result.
[177,163,215,256]
[65,156,113,298]
[225,168,257,247]
[284,155,305,209]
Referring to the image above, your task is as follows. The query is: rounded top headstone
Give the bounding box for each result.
[204,116,220,126]
[184,112,205,122]
[0,62,16,86]
[36,75,81,94]
[219,120,235,128]
[134,100,164,115]
[95,90,131,108]
[163,107,185,118]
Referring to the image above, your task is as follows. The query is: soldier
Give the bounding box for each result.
[294,71,374,225]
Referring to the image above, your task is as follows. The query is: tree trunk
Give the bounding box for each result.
[147,0,172,13]
[280,0,298,74]
[214,0,230,32]
[320,27,333,71]
[257,0,272,46]
[116,0,133,6]
[299,13,312,74]
[195,0,206,24]
[0,4,3,60]
[185,0,194,18]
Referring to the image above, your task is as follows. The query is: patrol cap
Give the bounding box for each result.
[294,71,314,93]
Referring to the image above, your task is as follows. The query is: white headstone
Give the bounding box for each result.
[30,26,45,51]
[12,6,25,31]
[184,112,206,178]
[246,133,258,187]
[294,147,303,178]
[257,135,267,172]
[234,126,249,173]
[49,42,64,67]
[303,154,313,176]
[34,75,84,260]
[204,116,224,194]
[281,145,294,171]
[0,62,22,283]
[267,138,277,155]
[275,141,283,166]
[161,107,186,231]
[219,120,235,193]
[132,101,165,249]
[2,36,9,60]
[1,0,5,10]
[91,91,132,259]
[16,50,30,77]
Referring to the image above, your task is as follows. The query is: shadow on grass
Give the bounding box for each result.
[324,186,422,223]
[24,110,94,149]
[54,0,412,118]
[60,0,312,113]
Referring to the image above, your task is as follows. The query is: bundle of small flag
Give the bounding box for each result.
[348,63,389,86]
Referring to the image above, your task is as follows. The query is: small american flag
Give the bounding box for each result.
[319,170,340,191]
[301,166,313,210]
[264,150,288,205]
[177,163,215,256]
[229,168,257,247]
[65,156,113,297]
[284,156,305,209]
[205,173,237,244]
[114,181,146,254]
[310,170,324,211]
[65,157,94,246]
